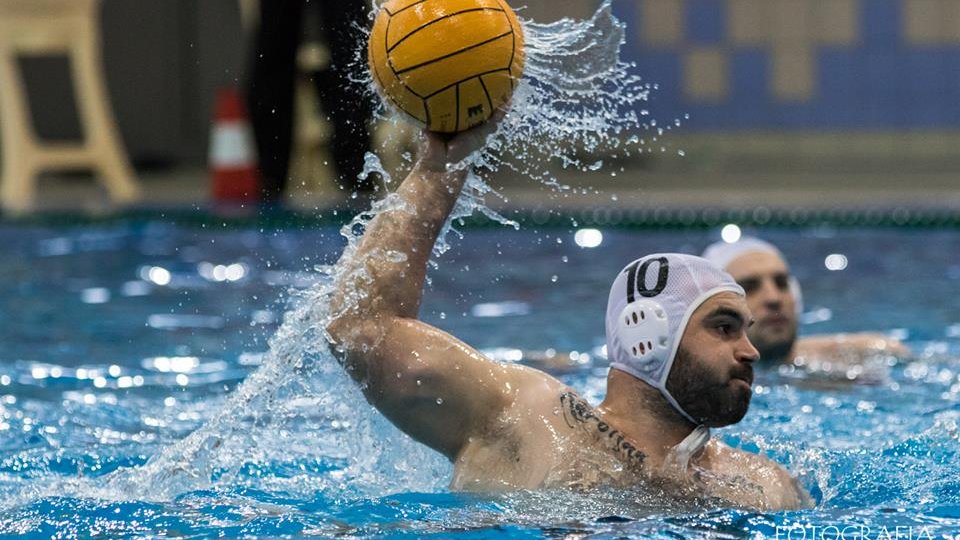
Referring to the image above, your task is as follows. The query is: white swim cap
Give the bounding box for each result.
[701,237,803,316]
[605,254,745,424]
[702,237,783,271]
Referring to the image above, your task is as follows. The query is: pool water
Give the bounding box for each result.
[0,221,958,538]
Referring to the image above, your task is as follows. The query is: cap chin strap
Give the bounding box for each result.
[662,425,711,474]
[615,299,700,425]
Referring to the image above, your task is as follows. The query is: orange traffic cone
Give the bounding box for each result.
[209,87,260,203]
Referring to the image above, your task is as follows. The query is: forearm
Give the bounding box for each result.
[326,118,500,384]
[332,162,469,323]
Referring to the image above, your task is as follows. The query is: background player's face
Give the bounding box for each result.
[725,252,798,362]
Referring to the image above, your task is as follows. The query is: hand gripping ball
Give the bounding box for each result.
[368,0,525,133]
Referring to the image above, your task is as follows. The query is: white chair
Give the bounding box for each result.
[0,0,141,213]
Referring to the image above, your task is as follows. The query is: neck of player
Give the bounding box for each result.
[596,368,698,465]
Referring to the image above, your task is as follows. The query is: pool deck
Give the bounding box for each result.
[13,165,960,217]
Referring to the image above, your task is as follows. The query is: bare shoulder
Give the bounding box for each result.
[494,363,587,434]
[449,365,591,489]
[711,442,813,510]
[463,360,577,436]
[502,362,572,396]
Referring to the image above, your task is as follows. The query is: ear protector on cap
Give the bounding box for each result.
[617,299,670,368]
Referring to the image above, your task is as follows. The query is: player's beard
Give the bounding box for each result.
[666,346,753,427]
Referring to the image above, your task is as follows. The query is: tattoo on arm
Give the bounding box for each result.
[559,392,646,468]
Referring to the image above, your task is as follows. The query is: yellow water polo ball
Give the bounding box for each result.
[368,0,525,133]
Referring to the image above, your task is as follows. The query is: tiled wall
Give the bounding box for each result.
[615,0,960,129]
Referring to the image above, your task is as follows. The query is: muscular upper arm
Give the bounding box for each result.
[332,315,555,459]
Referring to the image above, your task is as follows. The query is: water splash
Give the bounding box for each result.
[362,0,663,190]
[355,0,654,249]
[359,151,393,188]
[25,1,663,505]
[93,193,449,502]
[498,2,656,180]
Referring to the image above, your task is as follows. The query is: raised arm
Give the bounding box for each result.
[326,117,547,459]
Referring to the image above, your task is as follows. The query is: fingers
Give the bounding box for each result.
[419,128,446,147]
[417,105,509,169]
[448,112,506,162]
[490,98,512,123]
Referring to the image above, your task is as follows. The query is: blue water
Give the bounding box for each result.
[0,221,958,538]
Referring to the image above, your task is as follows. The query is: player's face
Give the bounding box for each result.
[666,293,759,427]
[725,252,798,362]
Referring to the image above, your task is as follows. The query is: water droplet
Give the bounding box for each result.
[385,250,407,263]
[551,275,559,283]
[436,398,444,405]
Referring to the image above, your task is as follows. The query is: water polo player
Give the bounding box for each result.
[326,119,812,510]
[703,237,911,369]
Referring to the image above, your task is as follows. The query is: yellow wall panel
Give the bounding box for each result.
[771,47,814,102]
[728,0,768,45]
[771,0,812,45]
[684,47,729,102]
[814,0,859,45]
[904,0,946,45]
[641,0,685,47]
